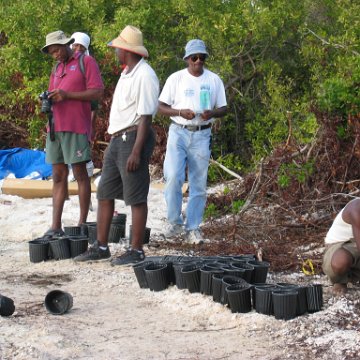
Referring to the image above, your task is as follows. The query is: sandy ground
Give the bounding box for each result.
[1,184,360,360]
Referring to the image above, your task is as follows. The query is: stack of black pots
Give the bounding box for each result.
[133,254,323,320]
[28,213,127,263]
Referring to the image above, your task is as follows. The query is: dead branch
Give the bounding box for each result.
[238,158,264,216]
[209,158,243,180]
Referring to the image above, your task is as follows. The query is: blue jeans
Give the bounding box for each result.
[164,123,211,231]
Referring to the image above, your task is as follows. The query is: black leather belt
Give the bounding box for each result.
[171,121,211,132]
[111,125,137,138]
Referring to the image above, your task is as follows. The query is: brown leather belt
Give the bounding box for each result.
[111,125,138,138]
[171,121,211,132]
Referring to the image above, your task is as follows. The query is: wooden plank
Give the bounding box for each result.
[2,178,97,199]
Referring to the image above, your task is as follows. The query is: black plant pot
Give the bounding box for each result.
[87,224,97,244]
[64,226,81,236]
[80,221,96,237]
[112,213,127,225]
[229,262,255,282]
[221,275,249,305]
[226,284,252,313]
[247,260,270,284]
[272,290,298,320]
[69,236,88,258]
[200,266,224,295]
[45,290,73,315]
[306,284,323,313]
[277,283,307,315]
[0,294,15,316]
[129,225,151,245]
[49,237,71,260]
[181,264,201,293]
[173,263,188,290]
[108,224,125,243]
[212,273,226,303]
[254,285,278,315]
[29,238,50,263]
[144,263,169,291]
[231,254,256,262]
[133,261,154,289]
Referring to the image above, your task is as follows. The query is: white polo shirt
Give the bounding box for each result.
[108,58,159,134]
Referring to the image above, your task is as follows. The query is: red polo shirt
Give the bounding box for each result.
[48,52,104,141]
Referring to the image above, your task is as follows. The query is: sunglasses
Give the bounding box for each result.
[190,54,206,62]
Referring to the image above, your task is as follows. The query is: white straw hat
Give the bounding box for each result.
[107,25,148,58]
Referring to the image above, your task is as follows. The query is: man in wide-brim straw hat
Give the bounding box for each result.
[75,25,159,265]
[41,30,104,238]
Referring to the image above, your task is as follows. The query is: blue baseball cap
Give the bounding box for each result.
[183,39,209,60]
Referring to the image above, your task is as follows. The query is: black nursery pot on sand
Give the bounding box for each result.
[49,237,71,260]
[254,285,278,315]
[272,290,298,320]
[181,264,201,293]
[69,236,88,258]
[212,273,226,303]
[0,294,16,317]
[221,276,249,305]
[277,283,308,315]
[129,225,151,245]
[64,226,81,236]
[306,284,323,312]
[247,260,270,283]
[133,261,154,289]
[200,266,224,295]
[45,290,73,315]
[108,224,125,243]
[226,284,252,313]
[144,263,169,292]
[29,238,50,263]
[80,221,96,237]
[111,213,127,225]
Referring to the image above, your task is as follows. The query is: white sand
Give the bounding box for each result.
[1,185,359,359]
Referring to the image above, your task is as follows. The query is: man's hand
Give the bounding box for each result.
[126,151,140,172]
[49,89,67,102]
[180,109,196,120]
[200,110,213,121]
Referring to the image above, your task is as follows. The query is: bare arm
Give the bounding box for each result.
[49,88,104,102]
[158,101,195,120]
[201,106,228,121]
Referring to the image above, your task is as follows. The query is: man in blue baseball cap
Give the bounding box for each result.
[158,39,227,244]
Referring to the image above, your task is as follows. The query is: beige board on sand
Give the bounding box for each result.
[1,178,98,199]
[1,176,188,199]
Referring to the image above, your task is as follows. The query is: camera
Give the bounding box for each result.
[39,91,52,113]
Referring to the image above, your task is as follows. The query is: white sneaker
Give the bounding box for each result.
[161,224,184,238]
[185,229,205,244]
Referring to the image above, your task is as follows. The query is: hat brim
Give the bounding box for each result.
[42,38,74,54]
[183,51,208,60]
[108,38,148,58]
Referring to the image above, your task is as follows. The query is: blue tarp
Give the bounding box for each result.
[0,148,52,180]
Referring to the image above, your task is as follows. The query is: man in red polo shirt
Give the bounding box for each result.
[41,30,104,237]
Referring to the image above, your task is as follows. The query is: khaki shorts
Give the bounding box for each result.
[46,132,91,165]
[322,239,360,284]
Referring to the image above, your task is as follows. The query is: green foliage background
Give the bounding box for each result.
[0,0,359,173]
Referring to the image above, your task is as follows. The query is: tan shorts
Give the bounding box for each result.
[322,239,360,284]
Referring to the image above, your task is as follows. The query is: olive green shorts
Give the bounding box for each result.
[322,239,360,284]
[45,132,91,165]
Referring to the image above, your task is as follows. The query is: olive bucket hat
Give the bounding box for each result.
[42,30,74,53]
